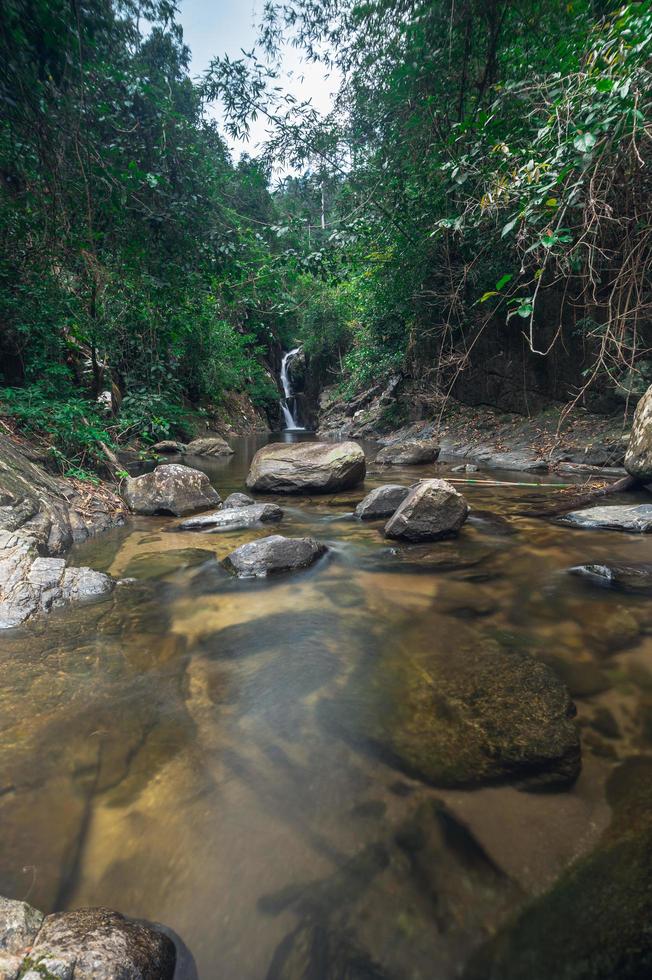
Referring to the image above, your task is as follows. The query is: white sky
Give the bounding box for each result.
[178,0,338,162]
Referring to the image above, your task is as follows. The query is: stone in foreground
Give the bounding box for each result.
[186,436,233,456]
[319,635,581,790]
[557,503,652,533]
[246,441,366,494]
[375,438,440,466]
[355,484,410,520]
[624,384,652,481]
[384,479,468,541]
[223,492,255,509]
[176,503,283,532]
[223,534,327,578]
[122,464,220,516]
[0,899,175,980]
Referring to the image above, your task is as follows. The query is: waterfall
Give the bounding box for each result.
[279,347,305,430]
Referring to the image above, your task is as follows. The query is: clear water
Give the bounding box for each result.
[2,434,651,978]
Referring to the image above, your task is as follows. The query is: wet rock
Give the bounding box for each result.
[355,485,410,520]
[624,384,652,481]
[186,435,233,456]
[17,906,176,980]
[246,441,366,494]
[223,492,255,509]
[176,502,283,532]
[319,634,581,790]
[266,922,389,980]
[121,548,213,579]
[451,463,479,473]
[0,531,114,629]
[152,440,186,454]
[541,655,610,698]
[464,757,652,980]
[558,503,652,533]
[436,581,497,618]
[590,706,619,740]
[584,606,641,656]
[375,439,440,466]
[569,561,652,593]
[122,464,220,516]
[223,535,327,578]
[384,479,469,542]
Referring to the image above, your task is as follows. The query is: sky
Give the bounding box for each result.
[177,0,339,162]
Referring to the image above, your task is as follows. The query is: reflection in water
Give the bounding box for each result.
[2,435,652,977]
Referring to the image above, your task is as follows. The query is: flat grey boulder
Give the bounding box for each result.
[384,479,469,541]
[223,492,255,509]
[223,534,327,578]
[625,384,652,480]
[1,904,176,980]
[151,440,186,454]
[319,635,581,790]
[558,503,652,533]
[122,464,220,516]
[176,503,283,532]
[0,531,114,629]
[355,484,410,520]
[569,562,652,593]
[375,439,440,466]
[186,436,233,456]
[246,441,366,494]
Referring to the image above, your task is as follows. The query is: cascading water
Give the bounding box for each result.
[279,347,305,430]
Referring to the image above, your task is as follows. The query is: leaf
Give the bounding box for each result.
[573,132,596,153]
[501,218,518,238]
[479,291,499,303]
[545,198,558,207]
[495,273,513,291]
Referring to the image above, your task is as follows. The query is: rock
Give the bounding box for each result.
[121,548,213,579]
[384,479,468,542]
[375,439,440,466]
[246,441,366,494]
[185,436,233,456]
[223,492,255,509]
[266,922,389,980]
[319,633,580,790]
[0,531,114,629]
[223,535,327,578]
[122,464,220,516]
[569,562,652,593]
[355,484,410,520]
[11,905,176,980]
[0,896,44,955]
[557,503,652,533]
[176,503,283,532]
[624,384,652,480]
[464,757,652,980]
[451,463,479,473]
[151,440,186,454]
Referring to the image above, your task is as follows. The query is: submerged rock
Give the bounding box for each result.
[223,535,327,578]
[569,561,652,593]
[624,384,652,481]
[557,503,652,533]
[0,902,176,980]
[464,757,652,980]
[176,502,283,532]
[384,479,469,542]
[122,463,220,516]
[266,922,389,980]
[223,491,255,509]
[186,436,234,456]
[319,635,580,790]
[375,439,440,466]
[246,441,366,494]
[355,484,410,520]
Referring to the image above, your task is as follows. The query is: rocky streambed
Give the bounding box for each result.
[2,431,652,978]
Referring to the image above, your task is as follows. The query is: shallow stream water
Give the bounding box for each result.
[2,433,652,978]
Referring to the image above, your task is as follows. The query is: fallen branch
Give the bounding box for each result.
[517,474,641,518]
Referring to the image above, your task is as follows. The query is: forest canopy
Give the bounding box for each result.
[1,0,651,473]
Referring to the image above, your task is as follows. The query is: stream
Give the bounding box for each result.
[2,432,652,978]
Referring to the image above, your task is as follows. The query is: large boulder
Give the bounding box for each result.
[375,439,440,466]
[122,464,220,516]
[557,503,652,533]
[384,479,468,541]
[223,535,327,578]
[186,436,233,456]
[624,385,652,480]
[319,633,581,790]
[355,484,410,520]
[176,503,283,532]
[0,901,176,980]
[246,441,366,494]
